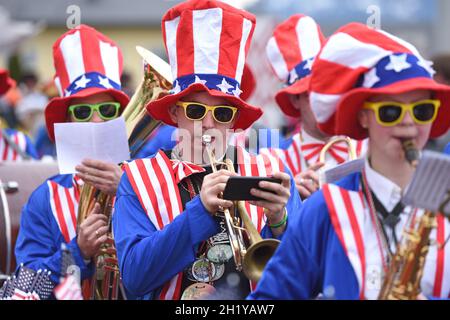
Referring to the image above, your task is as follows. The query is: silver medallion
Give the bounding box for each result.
[206,244,233,264]
[191,258,215,283]
[181,283,217,300]
[211,263,225,281]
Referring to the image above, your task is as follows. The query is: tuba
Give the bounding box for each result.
[202,135,279,282]
[77,47,172,299]
[318,136,357,187]
[377,139,445,300]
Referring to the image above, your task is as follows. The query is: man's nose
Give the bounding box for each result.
[400,109,415,125]
[90,111,104,123]
[202,110,215,128]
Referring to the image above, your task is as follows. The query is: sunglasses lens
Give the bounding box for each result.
[413,103,436,122]
[378,105,402,123]
[99,103,119,119]
[72,105,92,121]
[185,104,206,120]
[213,107,235,123]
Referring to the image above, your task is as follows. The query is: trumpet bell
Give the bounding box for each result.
[243,238,280,283]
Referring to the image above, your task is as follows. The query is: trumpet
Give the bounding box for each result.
[202,135,279,282]
[318,136,357,187]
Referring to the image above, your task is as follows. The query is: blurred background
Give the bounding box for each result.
[0,0,449,156]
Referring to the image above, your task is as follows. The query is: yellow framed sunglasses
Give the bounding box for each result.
[363,99,441,126]
[176,101,238,124]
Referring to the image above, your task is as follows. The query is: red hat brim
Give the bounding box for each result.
[45,87,129,141]
[146,83,263,130]
[323,77,450,140]
[275,76,310,118]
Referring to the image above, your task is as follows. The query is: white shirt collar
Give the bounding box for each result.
[364,157,403,212]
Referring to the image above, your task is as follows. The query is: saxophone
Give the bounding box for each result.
[77,47,172,299]
[377,139,436,300]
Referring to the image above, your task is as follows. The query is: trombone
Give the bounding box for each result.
[202,135,279,282]
[318,136,357,187]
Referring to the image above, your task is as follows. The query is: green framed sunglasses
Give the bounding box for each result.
[68,102,121,122]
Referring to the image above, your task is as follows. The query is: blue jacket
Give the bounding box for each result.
[15,174,94,284]
[113,161,302,299]
[248,172,450,300]
[249,173,361,300]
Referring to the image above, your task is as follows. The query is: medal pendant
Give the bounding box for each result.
[191,258,215,282]
[180,283,216,300]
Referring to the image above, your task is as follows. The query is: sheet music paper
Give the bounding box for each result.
[55,117,130,174]
[403,150,450,215]
[324,158,365,184]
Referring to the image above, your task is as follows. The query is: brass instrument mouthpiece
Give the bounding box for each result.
[202,135,212,146]
[401,139,420,167]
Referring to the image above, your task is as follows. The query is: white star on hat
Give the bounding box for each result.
[417,59,435,76]
[363,68,380,88]
[289,68,298,84]
[232,86,243,97]
[98,76,113,89]
[194,75,207,85]
[74,74,91,89]
[304,58,314,71]
[217,78,233,93]
[171,80,181,94]
[385,53,411,73]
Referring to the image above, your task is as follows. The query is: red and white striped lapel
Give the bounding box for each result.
[259,132,303,177]
[47,176,80,243]
[237,146,284,232]
[422,213,450,298]
[124,150,184,300]
[322,183,367,299]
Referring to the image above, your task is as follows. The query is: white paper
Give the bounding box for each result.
[403,150,450,215]
[323,158,365,184]
[54,117,130,174]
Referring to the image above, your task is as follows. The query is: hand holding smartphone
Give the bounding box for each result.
[222,176,282,201]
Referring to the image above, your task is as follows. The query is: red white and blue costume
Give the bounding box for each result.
[113,0,302,300]
[0,69,37,160]
[114,147,301,299]
[261,15,367,178]
[249,23,450,299]
[15,25,129,285]
[0,128,38,161]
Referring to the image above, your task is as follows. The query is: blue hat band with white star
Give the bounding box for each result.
[170,73,242,97]
[64,72,121,97]
[286,57,314,86]
[357,53,434,89]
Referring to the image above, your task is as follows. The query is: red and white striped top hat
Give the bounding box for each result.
[310,23,450,139]
[45,24,129,141]
[0,69,14,95]
[266,14,326,118]
[146,0,262,130]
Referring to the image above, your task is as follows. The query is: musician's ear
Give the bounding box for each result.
[168,104,178,123]
[358,109,369,129]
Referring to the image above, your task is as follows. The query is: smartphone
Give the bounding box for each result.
[222,176,282,201]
